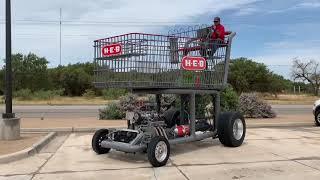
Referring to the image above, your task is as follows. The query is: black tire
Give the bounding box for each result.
[92,129,111,154]
[218,112,246,147]
[147,136,170,167]
[315,110,320,126]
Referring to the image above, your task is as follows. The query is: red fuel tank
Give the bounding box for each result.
[174,125,190,137]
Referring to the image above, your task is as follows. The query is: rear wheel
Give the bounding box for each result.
[315,110,320,126]
[147,136,170,167]
[218,112,246,147]
[92,129,111,154]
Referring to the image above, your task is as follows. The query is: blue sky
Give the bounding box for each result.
[0,0,320,79]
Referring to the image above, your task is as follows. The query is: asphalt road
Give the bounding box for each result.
[0,104,313,119]
[271,105,312,115]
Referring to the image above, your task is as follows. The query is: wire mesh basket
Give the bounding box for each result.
[93,25,236,90]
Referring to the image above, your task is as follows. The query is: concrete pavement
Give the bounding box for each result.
[1,127,320,180]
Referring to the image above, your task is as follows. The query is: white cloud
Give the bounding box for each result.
[298,1,320,8]
[234,7,258,16]
[256,39,320,63]
[252,39,320,78]
[268,0,320,14]
[0,0,259,66]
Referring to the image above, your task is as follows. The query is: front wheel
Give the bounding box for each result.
[147,136,170,167]
[218,112,246,147]
[315,110,320,126]
[92,129,111,154]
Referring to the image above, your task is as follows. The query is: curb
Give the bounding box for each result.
[0,132,57,164]
[21,128,73,133]
[247,122,314,128]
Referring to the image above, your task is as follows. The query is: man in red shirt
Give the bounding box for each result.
[212,17,225,41]
[199,17,226,57]
[209,17,226,56]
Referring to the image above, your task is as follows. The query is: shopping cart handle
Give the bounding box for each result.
[227,32,236,41]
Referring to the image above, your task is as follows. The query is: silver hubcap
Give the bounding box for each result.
[233,119,244,140]
[317,113,320,123]
[98,136,104,146]
[155,141,168,162]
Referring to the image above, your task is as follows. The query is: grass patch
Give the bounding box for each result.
[102,89,128,100]
[0,96,111,105]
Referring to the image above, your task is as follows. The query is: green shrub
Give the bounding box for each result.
[102,89,128,100]
[82,89,96,98]
[14,89,33,100]
[53,89,65,96]
[221,86,239,112]
[99,102,125,120]
[33,89,64,100]
[195,86,239,118]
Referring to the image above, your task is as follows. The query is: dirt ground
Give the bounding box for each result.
[0,96,112,105]
[264,94,318,105]
[0,133,45,156]
[20,118,127,129]
[0,94,318,106]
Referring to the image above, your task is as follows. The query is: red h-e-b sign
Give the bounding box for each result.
[181,56,207,71]
[102,43,122,57]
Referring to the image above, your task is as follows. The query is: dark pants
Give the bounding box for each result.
[200,39,223,57]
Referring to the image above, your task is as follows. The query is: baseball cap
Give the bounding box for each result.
[214,17,221,22]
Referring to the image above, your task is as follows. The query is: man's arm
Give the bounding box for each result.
[217,26,225,40]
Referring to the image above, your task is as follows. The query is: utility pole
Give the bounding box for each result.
[4,0,13,118]
[59,8,62,66]
[1,0,20,140]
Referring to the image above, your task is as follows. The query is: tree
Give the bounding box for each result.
[48,63,94,96]
[292,58,320,96]
[7,53,49,91]
[267,73,291,97]
[229,58,272,93]
[228,58,291,96]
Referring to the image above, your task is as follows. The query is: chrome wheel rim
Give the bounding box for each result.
[98,134,107,147]
[233,119,244,140]
[98,136,103,146]
[155,141,168,162]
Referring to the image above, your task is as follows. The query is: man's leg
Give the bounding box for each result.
[209,40,223,56]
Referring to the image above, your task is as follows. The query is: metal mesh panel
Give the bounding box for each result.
[93,26,235,90]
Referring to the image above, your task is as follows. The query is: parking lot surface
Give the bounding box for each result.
[1,127,320,180]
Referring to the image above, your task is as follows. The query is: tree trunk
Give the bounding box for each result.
[314,86,319,96]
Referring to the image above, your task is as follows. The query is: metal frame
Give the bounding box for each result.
[101,89,220,153]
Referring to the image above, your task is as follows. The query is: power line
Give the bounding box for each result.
[59,8,62,66]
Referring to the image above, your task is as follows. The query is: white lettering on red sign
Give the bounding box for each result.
[102,43,122,57]
[181,56,207,71]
